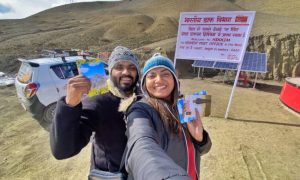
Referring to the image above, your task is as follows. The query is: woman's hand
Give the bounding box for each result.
[186,108,204,142]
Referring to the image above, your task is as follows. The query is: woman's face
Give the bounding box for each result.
[145,67,175,100]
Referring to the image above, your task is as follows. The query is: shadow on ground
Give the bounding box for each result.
[36,119,51,132]
[254,83,282,94]
[210,79,283,95]
[211,116,300,127]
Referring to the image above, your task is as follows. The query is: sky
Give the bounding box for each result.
[0,0,120,19]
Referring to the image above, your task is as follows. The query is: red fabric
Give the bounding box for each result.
[280,81,300,113]
[186,136,197,180]
[238,72,249,86]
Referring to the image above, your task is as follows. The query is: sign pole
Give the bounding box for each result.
[253,72,258,89]
[225,63,242,119]
[173,12,183,69]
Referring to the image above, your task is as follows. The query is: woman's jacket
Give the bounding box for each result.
[124,99,212,180]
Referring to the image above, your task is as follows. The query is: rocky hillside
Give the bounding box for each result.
[0,0,299,79]
[248,34,300,80]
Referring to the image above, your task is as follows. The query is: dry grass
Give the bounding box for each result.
[233,0,300,17]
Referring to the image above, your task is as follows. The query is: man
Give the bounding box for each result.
[50,46,140,178]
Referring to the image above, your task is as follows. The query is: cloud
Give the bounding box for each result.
[0,3,13,14]
[51,0,69,8]
[79,67,89,73]
[0,0,121,20]
[0,0,50,19]
[89,62,103,67]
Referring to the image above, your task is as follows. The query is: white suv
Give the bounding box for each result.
[15,56,107,123]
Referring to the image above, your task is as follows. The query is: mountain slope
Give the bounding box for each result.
[0,0,300,73]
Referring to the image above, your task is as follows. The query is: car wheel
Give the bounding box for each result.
[43,103,57,123]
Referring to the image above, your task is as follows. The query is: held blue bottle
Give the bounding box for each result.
[193,90,207,95]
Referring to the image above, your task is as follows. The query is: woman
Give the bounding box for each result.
[124,54,212,180]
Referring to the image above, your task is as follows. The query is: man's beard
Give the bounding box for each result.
[112,75,137,93]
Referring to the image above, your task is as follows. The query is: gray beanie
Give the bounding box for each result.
[108,46,140,77]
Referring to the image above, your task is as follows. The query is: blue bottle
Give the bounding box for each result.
[193,90,207,95]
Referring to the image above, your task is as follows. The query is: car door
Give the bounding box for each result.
[35,64,61,106]
[49,62,78,98]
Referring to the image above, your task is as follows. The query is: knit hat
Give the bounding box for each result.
[141,53,180,98]
[108,46,140,77]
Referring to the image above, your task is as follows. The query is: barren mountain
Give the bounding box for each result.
[0,0,300,78]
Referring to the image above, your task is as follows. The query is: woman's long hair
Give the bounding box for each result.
[143,82,182,134]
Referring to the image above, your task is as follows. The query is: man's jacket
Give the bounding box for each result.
[50,91,127,172]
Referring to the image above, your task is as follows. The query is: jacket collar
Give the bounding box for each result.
[107,79,137,112]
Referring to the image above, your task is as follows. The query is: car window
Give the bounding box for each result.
[51,63,78,79]
[17,62,33,83]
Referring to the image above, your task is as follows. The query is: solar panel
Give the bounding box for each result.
[192,52,267,73]
[241,52,267,72]
[192,60,214,68]
[215,62,238,70]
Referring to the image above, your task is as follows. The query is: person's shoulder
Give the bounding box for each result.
[127,98,163,128]
[129,98,153,112]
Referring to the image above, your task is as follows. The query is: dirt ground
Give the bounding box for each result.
[0,76,299,180]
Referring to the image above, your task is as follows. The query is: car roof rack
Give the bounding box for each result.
[40,49,79,58]
[61,56,67,63]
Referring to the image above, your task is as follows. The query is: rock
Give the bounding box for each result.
[292,62,300,77]
[248,34,300,80]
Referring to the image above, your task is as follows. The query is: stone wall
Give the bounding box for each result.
[248,34,300,80]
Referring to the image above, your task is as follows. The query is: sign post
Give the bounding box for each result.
[174,11,256,118]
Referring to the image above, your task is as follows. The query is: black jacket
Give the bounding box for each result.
[50,92,127,172]
[125,100,212,180]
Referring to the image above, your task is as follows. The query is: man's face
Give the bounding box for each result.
[111,61,138,93]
